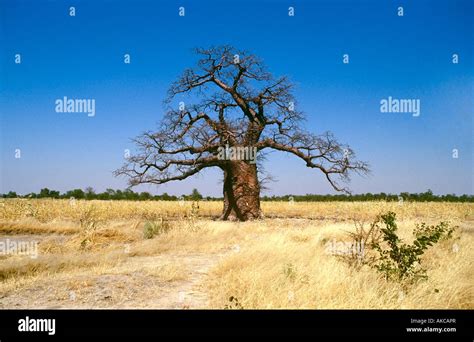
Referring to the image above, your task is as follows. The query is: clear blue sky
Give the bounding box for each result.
[1,0,472,196]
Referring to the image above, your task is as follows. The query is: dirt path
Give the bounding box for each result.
[121,251,231,309]
[0,250,232,309]
[146,252,227,309]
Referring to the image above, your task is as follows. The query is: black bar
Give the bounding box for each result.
[0,310,472,338]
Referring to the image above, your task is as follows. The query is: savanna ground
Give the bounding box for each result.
[0,199,472,309]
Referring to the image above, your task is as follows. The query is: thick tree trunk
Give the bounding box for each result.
[220,161,262,221]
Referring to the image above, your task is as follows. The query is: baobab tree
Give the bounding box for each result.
[115,46,369,221]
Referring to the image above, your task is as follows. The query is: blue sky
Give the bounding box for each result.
[1,0,472,196]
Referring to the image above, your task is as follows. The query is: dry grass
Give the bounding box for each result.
[206,220,473,309]
[0,199,472,309]
[1,198,472,223]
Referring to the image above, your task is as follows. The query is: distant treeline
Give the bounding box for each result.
[262,192,473,203]
[1,188,206,201]
[1,188,473,202]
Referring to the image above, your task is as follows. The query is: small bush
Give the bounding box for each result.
[143,218,170,239]
[370,212,456,283]
[224,296,244,309]
[283,263,297,281]
[185,201,200,231]
[78,205,101,230]
[342,218,383,266]
[78,205,103,249]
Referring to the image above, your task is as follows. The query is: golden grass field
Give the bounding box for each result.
[0,199,472,309]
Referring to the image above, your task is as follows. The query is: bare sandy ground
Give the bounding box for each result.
[0,250,230,309]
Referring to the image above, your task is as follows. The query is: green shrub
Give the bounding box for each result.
[370,212,455,283]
